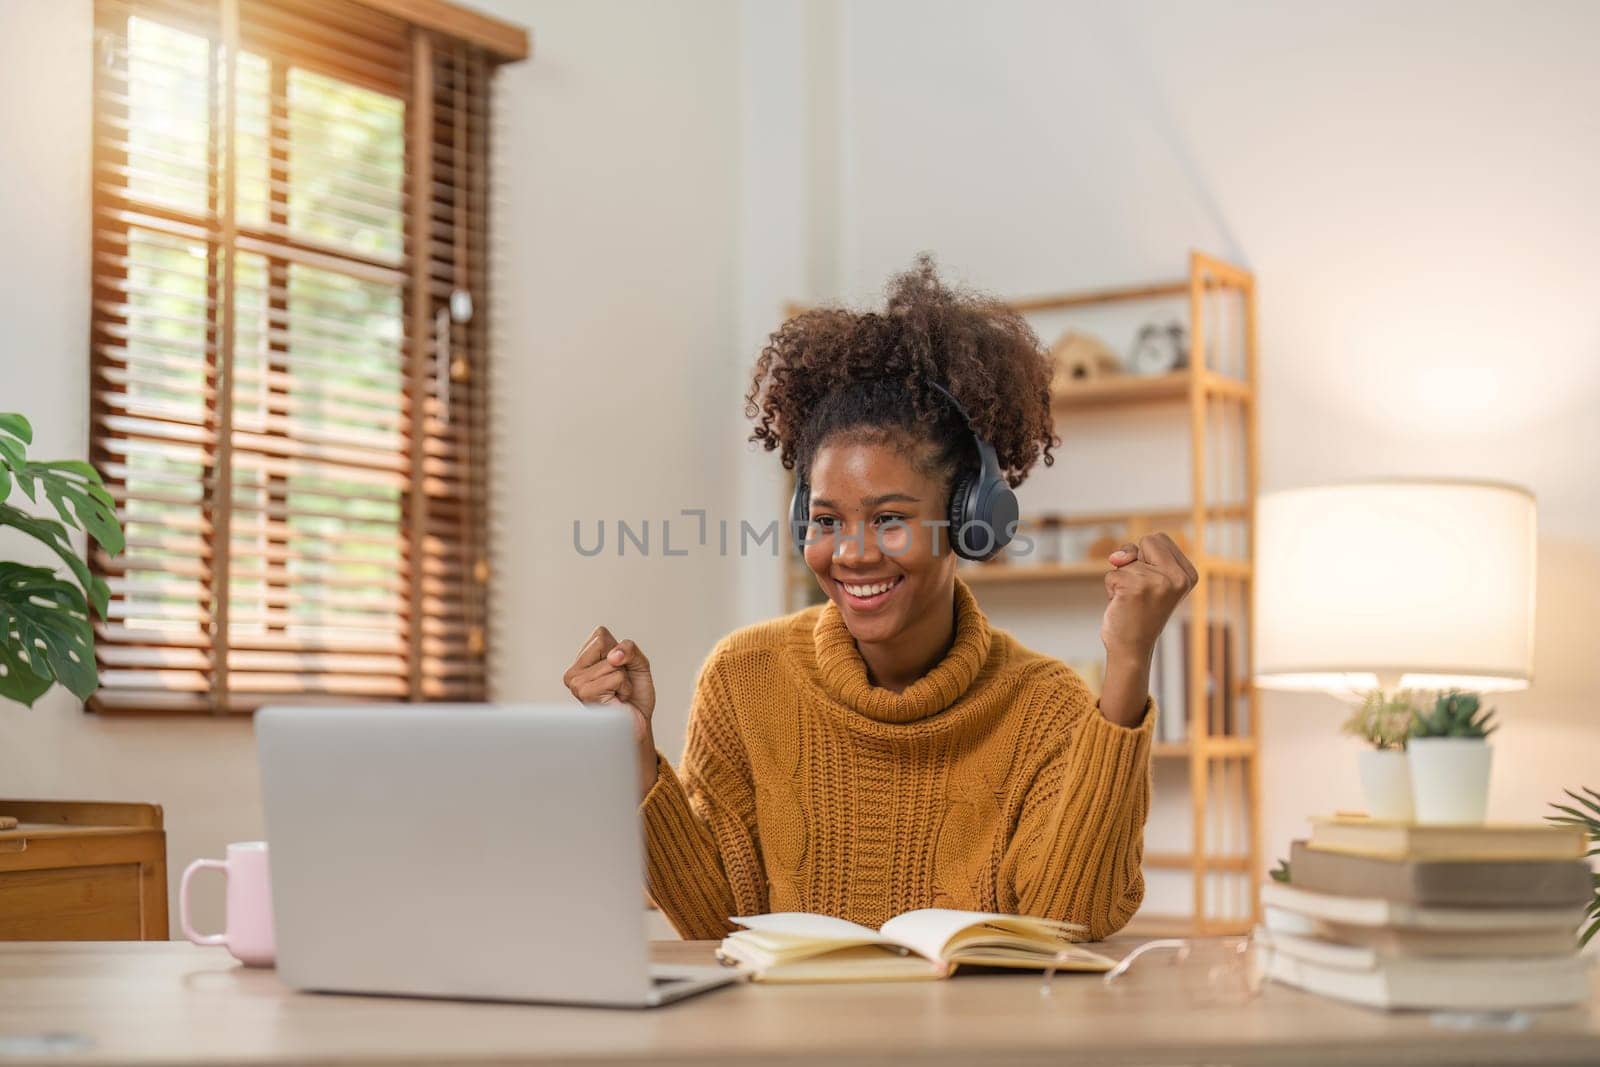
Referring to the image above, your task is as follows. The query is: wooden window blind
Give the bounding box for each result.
[89,0,516,713]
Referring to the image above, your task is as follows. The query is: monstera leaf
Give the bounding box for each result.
[18,460,123,557]
[0,563,98,705]
[0,413,121,706]
[0,504,111,618]
[0,414,30,497]
[0,413,28,457]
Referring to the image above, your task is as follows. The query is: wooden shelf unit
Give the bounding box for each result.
[959,553,1252,586]
[1051,368,1252,410]
[1124,911,1254,938]
[780,252,1261,935]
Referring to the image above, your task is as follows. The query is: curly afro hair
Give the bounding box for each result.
[745,254,1058,491]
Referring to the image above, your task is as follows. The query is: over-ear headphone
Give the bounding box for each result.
[789,381,1019,562]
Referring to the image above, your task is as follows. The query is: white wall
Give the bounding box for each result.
[469,0,742,763]
[814,0,1600,900]
[0,0,742,934]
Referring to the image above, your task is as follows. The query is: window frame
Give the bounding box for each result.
[88,0,521,714]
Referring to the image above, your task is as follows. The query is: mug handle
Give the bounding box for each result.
[179,859,230,947]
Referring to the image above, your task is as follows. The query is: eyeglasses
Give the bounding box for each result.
[1041,933,1271,1003]
[1046,933,1543,1032]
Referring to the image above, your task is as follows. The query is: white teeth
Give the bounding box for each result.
[843,579,898,597]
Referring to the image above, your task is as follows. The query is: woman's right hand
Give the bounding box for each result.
[562,626,659,799]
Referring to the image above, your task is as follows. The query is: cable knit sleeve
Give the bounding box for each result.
[1003,676,1154,941]
[638,650,768,940]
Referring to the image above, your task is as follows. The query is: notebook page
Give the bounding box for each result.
[878,909,1018,962]
[731,913,891,944]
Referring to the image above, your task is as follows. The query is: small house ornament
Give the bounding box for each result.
[1049,330,1122,388]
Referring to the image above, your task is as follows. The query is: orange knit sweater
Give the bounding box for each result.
[640,579,1153,942]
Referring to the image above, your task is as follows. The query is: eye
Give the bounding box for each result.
[813,515,840,531]
[872,514,905,527]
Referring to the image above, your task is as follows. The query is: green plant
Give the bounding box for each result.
[1546,787,1600,948]
[1341,689,1419,750]
[0,414,122,706]
[1269,857,1291,884]
[1410,690,1497,740]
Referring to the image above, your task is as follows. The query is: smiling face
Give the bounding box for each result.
[802,435,958,647]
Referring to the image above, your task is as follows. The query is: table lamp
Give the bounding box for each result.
[1254,480,1536,822]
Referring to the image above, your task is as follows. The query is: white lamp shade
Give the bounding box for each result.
[1255,481,1536,693]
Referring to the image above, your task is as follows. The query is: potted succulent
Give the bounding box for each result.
[1407,690,1497,824]
[1341,690,1419,821]
[0,413,121,708]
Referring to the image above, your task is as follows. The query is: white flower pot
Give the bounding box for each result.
[1407,738,1492,824]
[1357,749,1414,821]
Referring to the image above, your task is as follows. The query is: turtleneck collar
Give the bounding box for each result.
[806,578,993,725]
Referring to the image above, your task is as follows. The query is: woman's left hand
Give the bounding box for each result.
[1101,532,1199,662]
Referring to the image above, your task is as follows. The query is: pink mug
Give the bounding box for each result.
[179,841,276,967]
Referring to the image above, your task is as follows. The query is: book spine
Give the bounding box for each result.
[1157,624,1185,742]
[1411,861,1595,907]
[1291,840,1411,902]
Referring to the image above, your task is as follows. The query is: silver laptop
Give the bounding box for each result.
[256,703,741,1007]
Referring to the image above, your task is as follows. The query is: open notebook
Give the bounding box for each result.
[716,909,1115,983]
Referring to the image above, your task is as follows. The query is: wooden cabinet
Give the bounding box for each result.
[0,800,168,940]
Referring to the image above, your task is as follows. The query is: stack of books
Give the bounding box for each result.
[1261,816,1594,1011]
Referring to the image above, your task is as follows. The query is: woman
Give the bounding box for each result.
[562,257,1195,941]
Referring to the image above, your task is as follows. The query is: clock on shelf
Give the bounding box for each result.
[1130,320,1188,375]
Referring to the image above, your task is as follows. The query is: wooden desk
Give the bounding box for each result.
[0,939,1595,1066]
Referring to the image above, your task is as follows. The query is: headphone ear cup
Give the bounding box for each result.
[962,440,1017,562]
[959,481,1016,562]
[790,478,810,558]
[947,473,974,560]
[979,483,1019,561]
